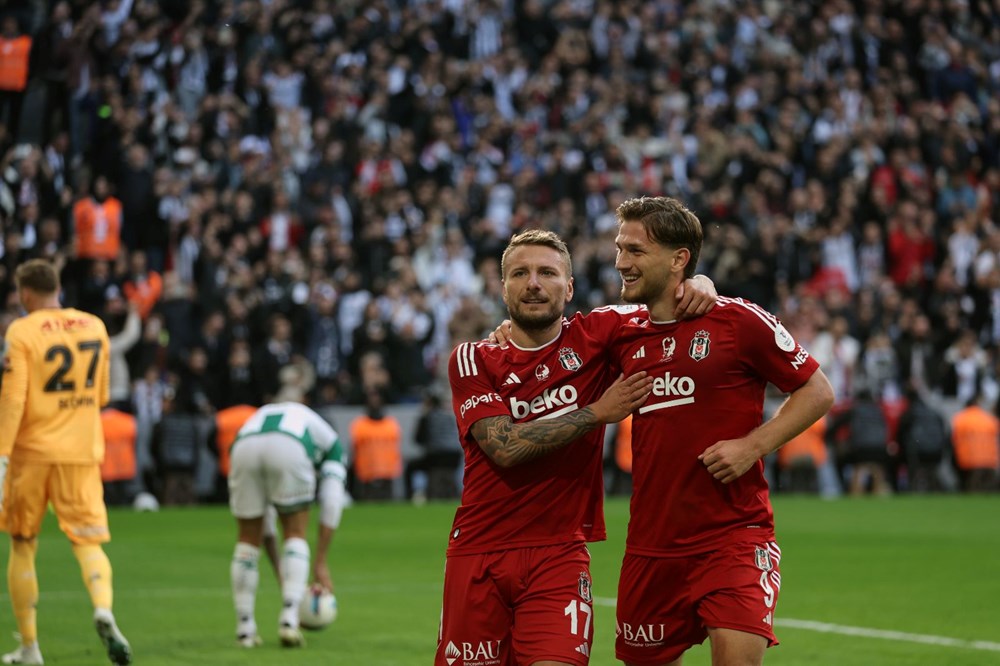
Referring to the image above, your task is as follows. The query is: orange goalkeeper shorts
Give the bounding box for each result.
[1,461,109,545]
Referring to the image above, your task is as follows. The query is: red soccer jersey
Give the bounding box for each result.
[447,306,639,556]
[613,297,820,557]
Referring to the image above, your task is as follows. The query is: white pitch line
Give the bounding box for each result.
[593,597,1000,653]
[777,619,1000,652]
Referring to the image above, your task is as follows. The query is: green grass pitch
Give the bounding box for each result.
[0,495,997,665]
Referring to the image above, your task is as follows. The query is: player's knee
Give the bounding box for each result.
[710,648,764,666]
[237,516,266,544]
[10,536,38,556]
[280,524,308,540]
[708,627,766,666]
[277,508,310,538]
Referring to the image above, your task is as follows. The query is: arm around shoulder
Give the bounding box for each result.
[469,371,652,468]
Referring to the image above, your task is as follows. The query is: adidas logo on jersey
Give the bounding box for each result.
[503,373,522,385]
[632,347,646,359]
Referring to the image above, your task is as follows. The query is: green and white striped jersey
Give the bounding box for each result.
[235,402,345,481]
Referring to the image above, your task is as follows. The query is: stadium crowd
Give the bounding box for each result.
[0,0,998,497]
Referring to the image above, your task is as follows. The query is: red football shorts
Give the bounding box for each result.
[616,540,782,665]
[436,541,596,666]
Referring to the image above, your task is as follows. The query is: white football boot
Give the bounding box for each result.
[94,609,132,665]
[278,623,305,648]
[1,641,43,665]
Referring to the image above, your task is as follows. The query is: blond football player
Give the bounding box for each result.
[0,259,132,665]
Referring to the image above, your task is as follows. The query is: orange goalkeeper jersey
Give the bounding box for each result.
[0,308,110,464]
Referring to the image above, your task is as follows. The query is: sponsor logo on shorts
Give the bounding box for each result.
[443,639,502,666]
[617,621,667,647]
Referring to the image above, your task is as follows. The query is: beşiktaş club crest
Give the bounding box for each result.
[660,336,676,362]
[578,571,593,603]
[689,330,711,361]
[535,363,550,381]
[558,347,583,372]
[754,546,773,572]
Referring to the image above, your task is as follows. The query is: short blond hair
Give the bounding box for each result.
[15,259,60,294]
[500,229,573,278]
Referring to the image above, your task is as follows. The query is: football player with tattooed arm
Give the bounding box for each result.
[0,259,132,666]
[437,230,718,666]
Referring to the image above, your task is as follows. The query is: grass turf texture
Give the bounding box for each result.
[0,495,997,665]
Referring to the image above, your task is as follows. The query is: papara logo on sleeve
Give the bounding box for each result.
[459,393,501,418]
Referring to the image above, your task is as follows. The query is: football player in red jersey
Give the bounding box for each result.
[438,229,717,666]
[611,197,834,666]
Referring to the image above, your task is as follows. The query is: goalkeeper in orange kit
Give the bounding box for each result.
[0,259,132,665]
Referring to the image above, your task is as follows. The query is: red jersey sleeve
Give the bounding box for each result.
[576,304,647,375]
[448,341,509,439]
[730,299,820,393]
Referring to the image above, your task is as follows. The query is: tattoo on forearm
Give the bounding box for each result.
[471,408,599,467]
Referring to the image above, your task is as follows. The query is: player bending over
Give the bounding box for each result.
[227,399,346,648]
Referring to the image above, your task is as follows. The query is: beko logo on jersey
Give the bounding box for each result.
[460,392,501,418]
[443,639,502,665]
[510,385,579,420]
[651,371,695,397]
[639,372,696,415]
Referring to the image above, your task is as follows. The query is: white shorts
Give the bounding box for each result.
[228,433,316,518]
[261,476,347,536]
